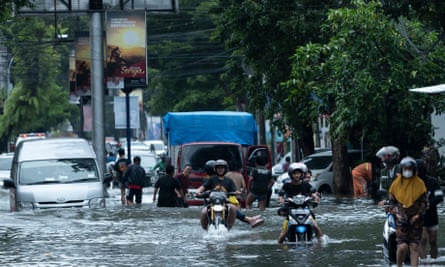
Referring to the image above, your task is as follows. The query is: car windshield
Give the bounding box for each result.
[0,157,12,170]
[180,144,243,171]
[138,155,157,169]
[148,143,164,150]
[19,158,99,185]
[304,156,332,170]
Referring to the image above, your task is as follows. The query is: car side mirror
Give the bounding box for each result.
[103,173,113,184]
[1,179,16,189]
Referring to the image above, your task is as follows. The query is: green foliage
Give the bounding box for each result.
[0,16,71,142]
[285,1,445,157]
[209,0,349,125]
[0,0,29,20]
[146,0,232,114]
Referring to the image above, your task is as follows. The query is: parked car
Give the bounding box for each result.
[0,152,13,179]
[270,149,364,201]
[306,149,363,194]
[272,152,291,180]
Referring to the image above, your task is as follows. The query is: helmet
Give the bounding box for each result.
[204,160,216,176]
[376,146,400,164]
[214,159,228,175]
[287,162,307,178]
[400,156,417,178]
[415,159,427,179]
[255,154,268,166]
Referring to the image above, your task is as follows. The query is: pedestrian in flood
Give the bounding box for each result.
[175,164,192,207]
[122,156,146,207]
[416,159,443,260]
[153,165,182,207]
[113,148,131,205]
[246,154,274,211]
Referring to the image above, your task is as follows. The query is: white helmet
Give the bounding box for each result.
[287,162,308,177]
[376,146,400,164]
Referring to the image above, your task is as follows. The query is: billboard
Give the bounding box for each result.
[106,11,146,90]
[73,32,91,96]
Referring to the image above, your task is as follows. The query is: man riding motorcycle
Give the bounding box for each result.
[277,162,324,243]
[195,159,263,230]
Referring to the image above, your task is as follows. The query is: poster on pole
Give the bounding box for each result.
[114,96,140,129]
[106,11,146,90]
[73,32,91,95]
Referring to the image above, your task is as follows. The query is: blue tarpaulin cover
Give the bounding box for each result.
[163,111,258,146]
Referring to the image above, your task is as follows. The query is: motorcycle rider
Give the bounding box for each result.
[373,146,401,202]
[388,156,427,267]
[195,159,263,230]
[277,162,323,243]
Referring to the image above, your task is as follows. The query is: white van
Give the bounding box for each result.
[2,137,111,211]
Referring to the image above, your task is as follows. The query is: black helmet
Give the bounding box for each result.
[255,154,268,166]
[204,160,216,176]
[400,156,417,177]
[214,159,228,175]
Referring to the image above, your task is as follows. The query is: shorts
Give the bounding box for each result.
[423,224,439,231]
[396,225,423,245]
[126,188,142,204]
[249,192,268,202]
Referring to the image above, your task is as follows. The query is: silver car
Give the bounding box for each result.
[2,138,112,211]
[306,149,364,194]
[0,152,13,180]
[270,149,364,198]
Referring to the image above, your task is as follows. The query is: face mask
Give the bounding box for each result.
[402,170,413,178]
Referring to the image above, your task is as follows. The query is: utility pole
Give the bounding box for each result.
[90,0,106,173]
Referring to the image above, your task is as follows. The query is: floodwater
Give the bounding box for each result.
[2,188,445,267]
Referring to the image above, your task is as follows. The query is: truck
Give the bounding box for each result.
[162,111,271,205]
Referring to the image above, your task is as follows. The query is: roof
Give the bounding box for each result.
[409,84,445,94]
[16,138,96,161]
[163,111,258,146]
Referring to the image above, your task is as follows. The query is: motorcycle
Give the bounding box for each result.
[197,191,236,231]
[282,194,318,242]
[382,202,410,265]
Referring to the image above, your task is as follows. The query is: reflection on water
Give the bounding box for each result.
[1,189,445,266]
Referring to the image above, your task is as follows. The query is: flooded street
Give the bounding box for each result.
[2,188,445,266]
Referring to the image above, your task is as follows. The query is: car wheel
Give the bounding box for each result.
[318,185,332,195]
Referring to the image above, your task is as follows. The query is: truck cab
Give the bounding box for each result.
[162,111,272,206]
[176,142,270,206]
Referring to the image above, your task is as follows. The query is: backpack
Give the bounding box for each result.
[128,165,146,186]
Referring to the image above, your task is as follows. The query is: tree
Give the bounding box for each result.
[283,1,445,195]
[0,0,29,20]
[0,16,72,150]
[207,0,351,155]
[146,0,232,115]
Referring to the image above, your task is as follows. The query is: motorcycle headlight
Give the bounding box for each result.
[89,197,106,209]
[296,225,307,233]
[212,204,224,212]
